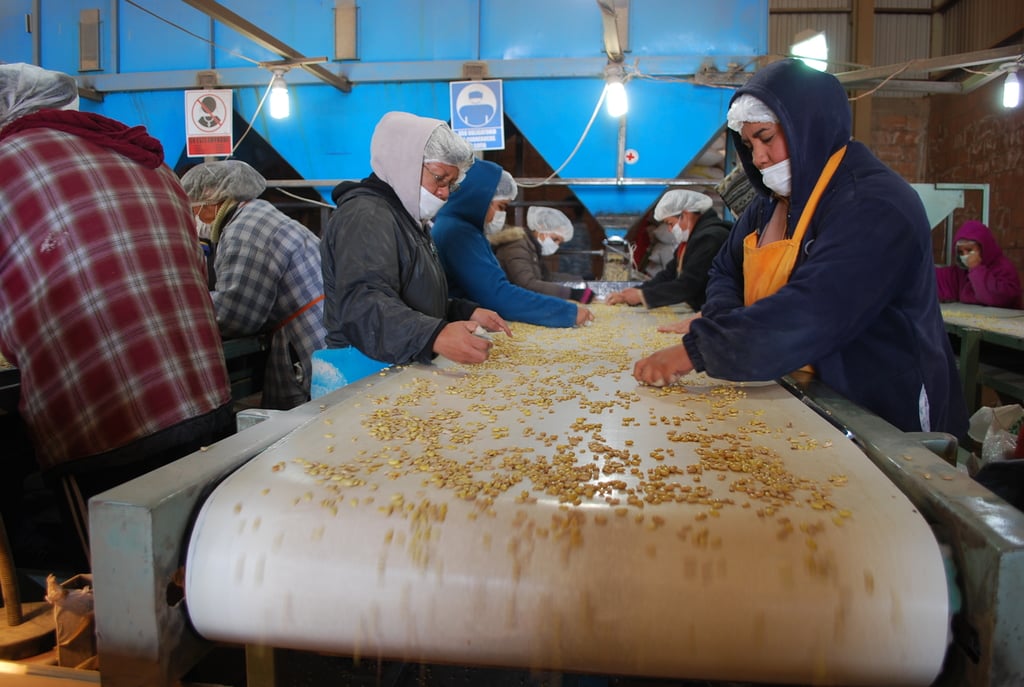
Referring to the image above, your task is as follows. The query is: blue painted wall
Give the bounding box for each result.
[0,0,766,221]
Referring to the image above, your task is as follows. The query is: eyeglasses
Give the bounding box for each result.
[422,165,460,193]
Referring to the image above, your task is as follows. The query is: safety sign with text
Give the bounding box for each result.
[185,89,233,157]
[449,79,505,151]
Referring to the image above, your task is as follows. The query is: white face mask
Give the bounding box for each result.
[485,210,506,235]
[539,236,559,256]
[652,223,676,244]
[760,158,792,197]
[672,224,691,244]
[959,251,977,268]
[195,219,213,240]
[419,186,447,222]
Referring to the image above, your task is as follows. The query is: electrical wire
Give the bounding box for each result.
[273,187,335,209]
[517,85,609,189]
[123,0,260,65]
[231,77,273,153]
[122,2,333,211]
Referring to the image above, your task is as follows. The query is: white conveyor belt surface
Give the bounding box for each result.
[185,306,949,685]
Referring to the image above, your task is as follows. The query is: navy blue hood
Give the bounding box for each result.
[729,59,852,216]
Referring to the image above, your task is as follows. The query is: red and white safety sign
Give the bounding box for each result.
[185,89,233,157]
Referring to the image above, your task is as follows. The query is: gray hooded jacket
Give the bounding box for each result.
[321,112,478,364]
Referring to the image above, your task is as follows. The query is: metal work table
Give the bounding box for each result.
[89,306,1024,687]
[941,303,1024,412]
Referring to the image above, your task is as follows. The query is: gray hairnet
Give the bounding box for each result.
[527,206,574,242]
[653,190,713,221]
[0,63,79,131]
[726,94,778,133]
[423,125,475,183]
[180,160,267,204]
[493,170,518,201]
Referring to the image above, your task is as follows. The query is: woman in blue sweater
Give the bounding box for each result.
[633,59,967,440]
[433,159,593,328]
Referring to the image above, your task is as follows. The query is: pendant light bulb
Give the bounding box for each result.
[604,62,628,118]
[269,69,290,119]
[1003,67,1020,109]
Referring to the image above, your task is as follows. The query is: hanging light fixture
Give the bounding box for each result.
[269,68,290,119]
[791,30,828,72]
[604,61,628,118]
[1002,64,1020,109]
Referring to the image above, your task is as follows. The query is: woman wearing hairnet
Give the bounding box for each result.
[318,112,510,390]
[0,63,233,556]
[180,160,327,410]
[489,206,593,303]
[606,190,731,311]
[432,160,593,327]
[634,59,967,441]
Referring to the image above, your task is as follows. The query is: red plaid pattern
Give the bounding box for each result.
[0,125,231,469]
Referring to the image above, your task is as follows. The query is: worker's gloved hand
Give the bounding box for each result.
[570,287,594,304]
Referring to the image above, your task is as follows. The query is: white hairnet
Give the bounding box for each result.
[527,206,574,242]
[653,190,713,221]
[423,125,475,183]
[493,170,518,201]
[726,94,778,133]
[180,160,267,204]
[0,63,79,131]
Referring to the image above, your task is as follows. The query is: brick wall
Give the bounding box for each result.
[866,85,1024,287]
[870,97,930,183]
[926,79,1024,283]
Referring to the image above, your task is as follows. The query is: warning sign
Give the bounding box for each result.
[185,89,233,157]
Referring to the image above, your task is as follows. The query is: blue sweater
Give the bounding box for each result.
[685,59,967,439]
[432,160,577,328]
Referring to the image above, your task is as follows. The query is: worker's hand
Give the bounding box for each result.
[962,249,982,270]
[657,313,701,334]
[606,288,643,306]
[575,305,595,327]
[470,308,512,337]
[633,344,694,387]
[434,321,493,364]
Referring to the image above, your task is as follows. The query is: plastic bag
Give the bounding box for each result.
[967,404,1024,467]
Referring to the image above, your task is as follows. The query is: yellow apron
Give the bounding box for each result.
[741,145,847,373]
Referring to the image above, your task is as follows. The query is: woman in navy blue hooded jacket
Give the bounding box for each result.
[634,59,968,440]
[432,159,593,328]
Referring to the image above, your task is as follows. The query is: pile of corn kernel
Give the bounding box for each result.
[268,305,851,576]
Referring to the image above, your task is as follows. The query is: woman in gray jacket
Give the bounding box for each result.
[319,111,510,387]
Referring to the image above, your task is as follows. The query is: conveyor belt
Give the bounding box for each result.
[185,305,949,685]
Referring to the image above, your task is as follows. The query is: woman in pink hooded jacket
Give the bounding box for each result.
[936,220,1022,309]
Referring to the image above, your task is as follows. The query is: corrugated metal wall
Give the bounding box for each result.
[938,0,1024,55]
[768,0,943,93]
[770,0,852,68]
[769,0,1023,75]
